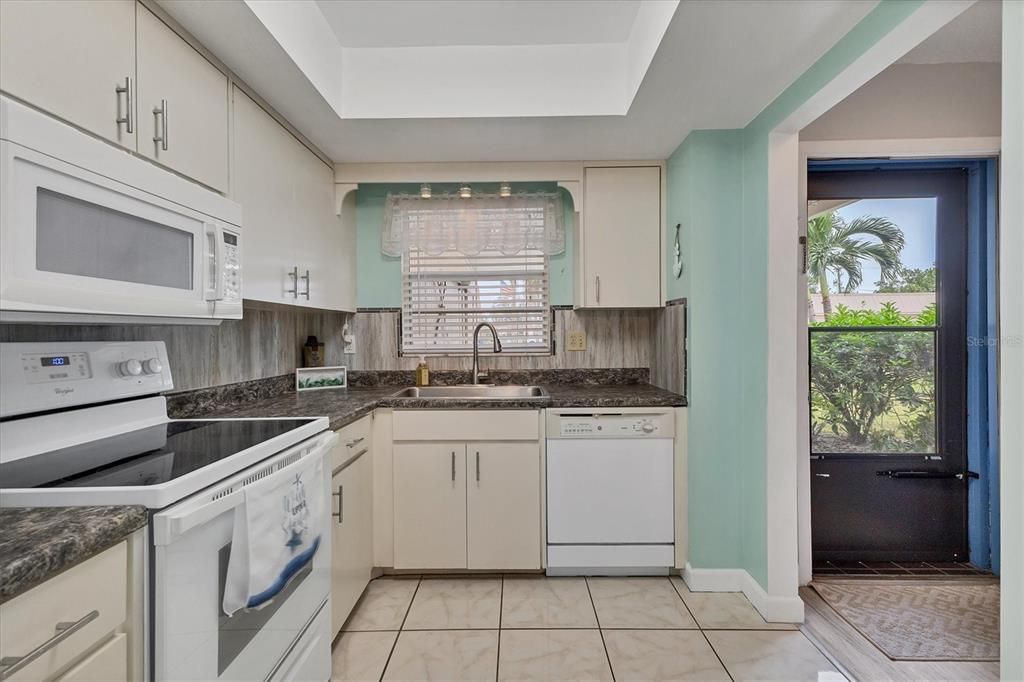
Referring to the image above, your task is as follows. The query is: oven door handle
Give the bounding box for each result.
[152,430,337,546]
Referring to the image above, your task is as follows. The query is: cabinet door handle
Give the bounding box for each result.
[596,275,601,304]
[0,610,99,679]
[115,76,133,133]
[346,437,365,448]
[332,484,343,523]
[286,266,299,298]
[300,269,311,300]
[451,451,456,482]
[153,99,168,151]
[475,451,480,482]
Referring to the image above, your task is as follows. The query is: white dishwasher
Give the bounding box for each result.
[546,409,675,575]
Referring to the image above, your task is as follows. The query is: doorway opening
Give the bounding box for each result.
[802,158,1000,669]
[807,161,999,572]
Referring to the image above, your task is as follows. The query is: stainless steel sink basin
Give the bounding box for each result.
[389,385,548,399]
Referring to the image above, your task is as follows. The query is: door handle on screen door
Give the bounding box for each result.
[875,470,980,480]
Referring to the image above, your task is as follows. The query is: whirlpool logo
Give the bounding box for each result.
[53,387,74,396]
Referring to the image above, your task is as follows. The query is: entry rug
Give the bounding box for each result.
[811,579,999,661]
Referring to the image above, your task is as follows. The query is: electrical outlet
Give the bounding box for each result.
[567,330,587,351]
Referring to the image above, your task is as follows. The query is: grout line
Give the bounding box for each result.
[667,575,703,629]
[670,576,734,681]
[378,576,421,682]
[585,577,616,681]
[495,575,504,682]
[699,630,735,682]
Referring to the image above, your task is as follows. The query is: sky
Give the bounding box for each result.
[833,197,936,293]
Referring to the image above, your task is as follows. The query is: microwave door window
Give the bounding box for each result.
[36,188,193,289]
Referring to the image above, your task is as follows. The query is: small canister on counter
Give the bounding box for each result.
[303,335,325,367]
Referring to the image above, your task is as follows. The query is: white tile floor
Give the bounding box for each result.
[331,576,845,681]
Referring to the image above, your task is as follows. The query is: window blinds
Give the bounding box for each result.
[402,249,551,355]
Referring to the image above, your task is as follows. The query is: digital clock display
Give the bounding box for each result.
[40,356,70,367]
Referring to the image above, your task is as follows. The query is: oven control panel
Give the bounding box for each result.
[553,412,674,438]
[0,341,173,418]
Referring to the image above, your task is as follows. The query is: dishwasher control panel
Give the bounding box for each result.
[554,413,673,438]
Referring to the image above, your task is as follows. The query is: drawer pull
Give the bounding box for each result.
[332,485,343,523]
[346,437,365,448]
[0,609,99,679]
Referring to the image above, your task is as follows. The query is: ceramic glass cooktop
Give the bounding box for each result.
[0,419,316,489]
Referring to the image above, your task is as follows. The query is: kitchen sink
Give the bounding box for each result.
[389,385,548,399]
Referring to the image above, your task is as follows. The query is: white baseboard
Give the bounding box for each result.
[683,563,805,623]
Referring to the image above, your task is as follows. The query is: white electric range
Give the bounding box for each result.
[0,341,336,681]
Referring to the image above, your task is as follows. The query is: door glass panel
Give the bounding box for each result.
[810,328,936,454]
[36,188,193,289]
[807,197,937,325]
[808,196,938,455]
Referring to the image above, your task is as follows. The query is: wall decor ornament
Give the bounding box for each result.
[673,223,683,278]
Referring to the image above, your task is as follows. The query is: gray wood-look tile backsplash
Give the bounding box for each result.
[0,300,686,394]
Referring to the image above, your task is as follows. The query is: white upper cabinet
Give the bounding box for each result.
[135,4,228,192]
[0,0,137,149]
[292,139,353,311]
[0,0,229,191]
[232,86,354,311]
[579,165,663,308]
[232,86,298,304]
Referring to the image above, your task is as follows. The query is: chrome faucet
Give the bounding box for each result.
[471,322,503,385]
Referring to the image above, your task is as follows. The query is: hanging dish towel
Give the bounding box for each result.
[223,451,325,616]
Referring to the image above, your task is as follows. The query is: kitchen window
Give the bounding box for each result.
[384,189,564,356]
[402,248,551,355]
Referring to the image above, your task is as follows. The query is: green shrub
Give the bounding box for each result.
[810,301,936,452]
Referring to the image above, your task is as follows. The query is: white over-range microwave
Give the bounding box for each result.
[0,95,242,324]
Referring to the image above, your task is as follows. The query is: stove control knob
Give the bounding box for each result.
[117,359,143,377]
[641,422,656,434]
[142,358,163,375]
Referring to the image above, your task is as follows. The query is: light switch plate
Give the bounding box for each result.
[567,330,587,351]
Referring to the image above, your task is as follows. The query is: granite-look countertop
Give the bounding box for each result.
[187,383,686,431]
[0,506,148,604]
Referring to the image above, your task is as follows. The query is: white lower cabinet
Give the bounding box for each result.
[0,541,131,682]
[329,433,374,637]
[467,442,542,570]
[56,634,127,682]
[393,439,541,571]
[393,443,469,570]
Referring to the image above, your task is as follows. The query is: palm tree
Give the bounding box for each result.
[807,211,905,320]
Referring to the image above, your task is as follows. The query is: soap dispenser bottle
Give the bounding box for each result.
[415,356,430,386]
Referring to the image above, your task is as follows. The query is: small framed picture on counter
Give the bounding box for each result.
[296,365,347,392]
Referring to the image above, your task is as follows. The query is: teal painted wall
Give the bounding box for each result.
[671,131,745,570]
[670,0,927,590]
[356,183,575,308]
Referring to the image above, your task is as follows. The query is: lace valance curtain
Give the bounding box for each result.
[381,192,565,257]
